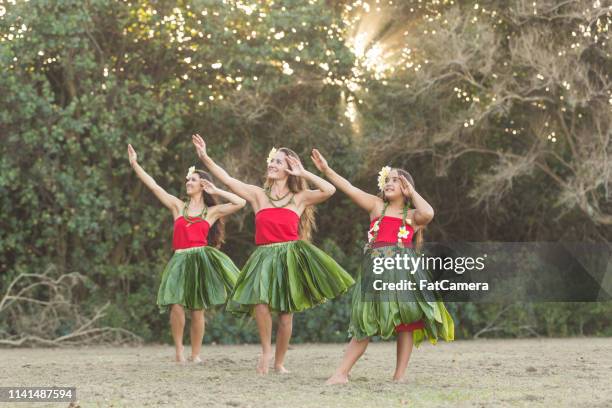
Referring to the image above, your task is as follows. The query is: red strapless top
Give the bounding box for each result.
[369,216,415,248]
[255,208,300,245]
[172,216,210,250]
[370,215,424,332]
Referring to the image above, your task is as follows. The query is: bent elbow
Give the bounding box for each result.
[424,209,435,224]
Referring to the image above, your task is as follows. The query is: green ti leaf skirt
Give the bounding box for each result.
[226,240,355,314]
[348,245,455,347]
[156,246,239,313]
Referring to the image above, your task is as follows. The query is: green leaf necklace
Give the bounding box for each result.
[183,199,208,226]
[264,186,295,208]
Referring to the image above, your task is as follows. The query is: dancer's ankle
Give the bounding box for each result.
[256,353,272,375]
[274,364,290,374]
[392,373,406,382]
[325,372,349,385]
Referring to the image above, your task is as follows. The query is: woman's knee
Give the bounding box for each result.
[353,336,370,345]
[254,304,270,314]
[190,309,205,320]
[278,313,293,328]
[170,304,185,314]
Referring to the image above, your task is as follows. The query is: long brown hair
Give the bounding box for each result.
[263,147,316,241]
[379,168,425,252]
[194,170,226,248]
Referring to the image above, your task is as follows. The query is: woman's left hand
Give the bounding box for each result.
[201,179,219,195]
[399,175,415,199]
[286,156,306,177]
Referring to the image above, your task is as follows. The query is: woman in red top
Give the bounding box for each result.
[309,150,454,384]
[128,144,246,364]
[192,134,354,375]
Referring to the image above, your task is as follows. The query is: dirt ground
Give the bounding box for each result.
[1,338,611,408]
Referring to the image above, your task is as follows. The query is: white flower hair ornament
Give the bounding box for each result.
[186,166,196,180]
[377,165,392,192]
[266,147,278,165]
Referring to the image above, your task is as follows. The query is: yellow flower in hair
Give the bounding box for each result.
[377,166,392,191]
[186,166,196,179]
[266,147,278,165]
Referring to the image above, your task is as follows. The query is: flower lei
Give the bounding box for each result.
[363,166,412,253]
[364,202,413,254]
[266,147,278,165]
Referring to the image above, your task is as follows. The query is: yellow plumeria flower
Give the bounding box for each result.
[397,226,410,239]
[377,165,391,191]
[266,147,277,165]
[186,166,196,179]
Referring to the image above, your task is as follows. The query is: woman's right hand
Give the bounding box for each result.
[127,144,138,167]
[192,134,208,159]
[311,148,329,173]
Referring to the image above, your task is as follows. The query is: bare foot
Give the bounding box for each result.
[325,373,349,385]
[274,365,290,374]
[175,346,186,364]
[392,376,408,383]
[188,355,203,364]
[256,353,272,375]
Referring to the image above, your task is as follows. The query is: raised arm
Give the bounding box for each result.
[311,148,381,216]
[285,155,336,207]
[192,134,262,205]
[128,144,183,216]
[201,179,247,223]
[399,175,434,227]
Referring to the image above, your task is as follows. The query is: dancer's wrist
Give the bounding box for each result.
[200,153,212,165]
[302,169,317,181]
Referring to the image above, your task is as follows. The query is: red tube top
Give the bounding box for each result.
[369,216,414,248]
[172,216,210,250]
[255,207,300,245]
[370,216,423,331]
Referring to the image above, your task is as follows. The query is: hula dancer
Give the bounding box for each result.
[128,144,246,363]
[309,150,454,384]
[191,134,355,375]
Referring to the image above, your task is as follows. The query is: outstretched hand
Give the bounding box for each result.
[127,144,138,166]
[310,148,329,173]
[192,134,208,159]
[286,156,305,177]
